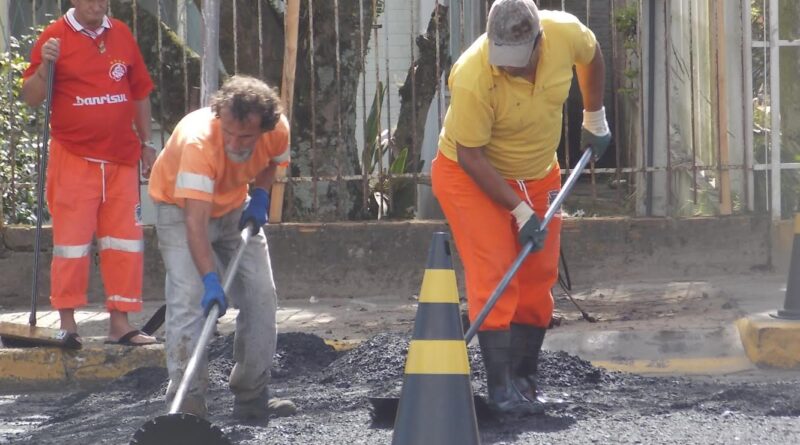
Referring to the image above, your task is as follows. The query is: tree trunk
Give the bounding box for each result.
[286,0,376,221]
[383,4,451,219]
[218,0,284,83]
[114,0,376,221]
[112,0,202,133]
[392,3,451,173]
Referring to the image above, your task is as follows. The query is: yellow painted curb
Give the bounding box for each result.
[0,341,165,387]
[736,313,800,369]
[65,344,166,381]
[593,356,754,375]
[0,347,66,383]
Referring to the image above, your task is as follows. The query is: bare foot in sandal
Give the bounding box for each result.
[107,310,159,346]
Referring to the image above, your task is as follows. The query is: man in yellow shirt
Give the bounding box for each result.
[149,76,295,421]
[431,0,610,416]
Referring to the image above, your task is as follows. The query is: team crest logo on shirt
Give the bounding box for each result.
[109,60,127,82]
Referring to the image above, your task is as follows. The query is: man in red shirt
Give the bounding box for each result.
[22,0,157,346]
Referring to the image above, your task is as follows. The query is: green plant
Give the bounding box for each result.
[361,81,412,219]
[1,28,48,226]
[614,4,640,99]
[362,81,387,175]
[615,4,639,50]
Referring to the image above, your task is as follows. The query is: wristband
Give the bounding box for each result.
[582,106,610,136]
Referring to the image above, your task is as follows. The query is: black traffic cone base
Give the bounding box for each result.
[130,413,231,445]
[369,394,492,427]
[771,309,800,320]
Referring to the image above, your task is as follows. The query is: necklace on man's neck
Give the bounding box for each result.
[81,29,107,54]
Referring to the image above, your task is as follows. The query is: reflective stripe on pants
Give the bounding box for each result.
[46,140,143,311]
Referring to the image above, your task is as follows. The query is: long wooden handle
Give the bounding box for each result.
[30,62,56,327]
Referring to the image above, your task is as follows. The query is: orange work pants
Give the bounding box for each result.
[46,140,143,312]
[431,153,562,330]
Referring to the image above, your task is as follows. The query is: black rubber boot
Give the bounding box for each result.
[478,330,544,416]
[510,323,547,404]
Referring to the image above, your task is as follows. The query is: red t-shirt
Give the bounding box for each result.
[23,16,154,165]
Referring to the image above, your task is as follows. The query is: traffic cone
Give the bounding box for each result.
[391,232,480,445]
[774,213,800,319]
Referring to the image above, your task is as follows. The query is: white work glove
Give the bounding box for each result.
[511,201,546,252]
[581,106,612,161]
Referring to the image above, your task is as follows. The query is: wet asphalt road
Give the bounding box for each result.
[1,332,799,444]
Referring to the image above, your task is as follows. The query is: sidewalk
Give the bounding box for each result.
[0,272,793,390]
[0,296,418,390]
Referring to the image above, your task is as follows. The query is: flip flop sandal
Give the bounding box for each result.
[105,329,159,346]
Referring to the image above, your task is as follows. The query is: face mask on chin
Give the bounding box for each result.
[224,145,254,163]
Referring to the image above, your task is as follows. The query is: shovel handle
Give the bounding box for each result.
[29,63,56,327]
[463,148,593,344]
[170,227,254,414]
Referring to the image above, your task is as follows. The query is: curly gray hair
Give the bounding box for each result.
[210,75,283,131]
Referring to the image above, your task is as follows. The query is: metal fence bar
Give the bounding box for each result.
[358,0,368,215]
[156,0,165,147]
[664,0,671,215]
[434,1,442,128]
[232,0,238,74]
[370,0,384,218]
[609,0,622,205]
[309,0,318,215]
[258,0,264,79]
[741,0,754,212]
[689,0,698,206]
[562,0,571,189]
[410,0,418,205]
[334,0,344,217]
[383,0,392,195]
[768,0,780,219]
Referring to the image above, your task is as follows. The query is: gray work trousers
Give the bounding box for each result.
[155,202,277,408]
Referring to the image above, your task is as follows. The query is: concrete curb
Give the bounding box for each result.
[1,316,790,389]
[0,338,361,390]
[0,339,164,390]
[737,312,800,369]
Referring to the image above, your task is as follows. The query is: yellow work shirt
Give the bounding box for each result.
[438,10,597,180]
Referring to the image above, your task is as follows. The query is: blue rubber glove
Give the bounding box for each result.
[201,272,227,318]
[238,188,270,234]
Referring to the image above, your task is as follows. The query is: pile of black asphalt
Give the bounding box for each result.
[4,331,800,444]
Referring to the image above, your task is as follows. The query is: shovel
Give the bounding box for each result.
[130,227,256,445]
[369,148,595,424]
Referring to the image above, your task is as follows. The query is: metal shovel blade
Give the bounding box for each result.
[130,413,231,445]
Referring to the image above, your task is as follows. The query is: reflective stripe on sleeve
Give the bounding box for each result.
[176,172,215,194]
[272,148,290,165]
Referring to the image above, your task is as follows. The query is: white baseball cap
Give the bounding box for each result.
[487,0,541,67]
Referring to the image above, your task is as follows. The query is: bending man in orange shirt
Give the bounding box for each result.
[431,0,611,416]
[149,76,295,421]
[22,0,157,346]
